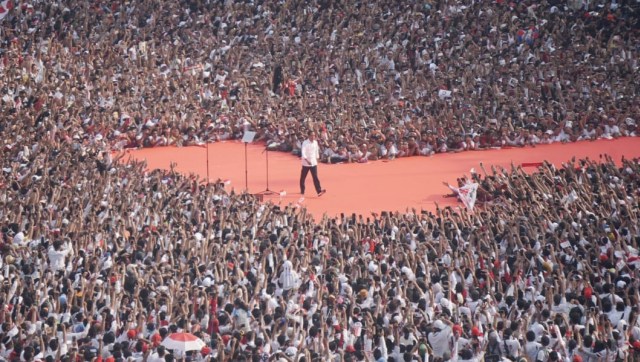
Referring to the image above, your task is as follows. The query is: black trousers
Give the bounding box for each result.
[300,165,322,195]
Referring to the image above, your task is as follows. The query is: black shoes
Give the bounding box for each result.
[318,189,326,196]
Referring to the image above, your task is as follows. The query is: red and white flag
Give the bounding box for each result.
[627,256,640,269]
[0,0,14,21]
[446,182,479,211]
[457,182,479,210]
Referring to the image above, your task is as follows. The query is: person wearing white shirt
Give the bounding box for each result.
[525,331,542,362]
[607,302,627,326]
[603,118,620,139]
[551,294,572,317]
[299,130,326,197]
[554,127,573,143]
[578,124,597,141]
[501,329,522,359]
[48,239,72,272]
[147,345,168,362]
[380,140,399,159]
[428,319,454,359]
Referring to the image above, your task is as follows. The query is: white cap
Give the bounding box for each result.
[433,320,446,330]
[440,298,452,310]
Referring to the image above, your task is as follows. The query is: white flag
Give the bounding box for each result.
[438,89,452,99]
[457,182,479,210]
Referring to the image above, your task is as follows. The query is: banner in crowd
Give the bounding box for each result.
[457,182,479,210]
[445,181,479,210]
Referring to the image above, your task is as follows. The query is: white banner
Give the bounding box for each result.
[438,89,452,99]
[457,182,478,210]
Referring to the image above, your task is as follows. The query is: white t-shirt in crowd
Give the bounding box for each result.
[48,244,71,271]
[428,326,453,358]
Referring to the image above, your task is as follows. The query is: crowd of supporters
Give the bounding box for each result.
[1,0,638,159]
[1,0,640,361]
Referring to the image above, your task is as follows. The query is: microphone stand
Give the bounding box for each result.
[257,146,278,195]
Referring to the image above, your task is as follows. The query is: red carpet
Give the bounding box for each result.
[126,138,640,220]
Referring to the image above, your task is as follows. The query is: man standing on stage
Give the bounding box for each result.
[300,130,326,197]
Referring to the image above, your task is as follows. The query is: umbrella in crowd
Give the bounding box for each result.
[161,333,206,353]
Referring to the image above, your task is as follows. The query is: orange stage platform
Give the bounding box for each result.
[127,138,640,221]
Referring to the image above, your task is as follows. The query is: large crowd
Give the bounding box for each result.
[1,0,640,361]
[1,0,638,160]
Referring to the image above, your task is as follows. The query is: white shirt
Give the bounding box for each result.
[232,308,251,332]
[604,124,620,137]
[607,310,625,326]
[147,353,165,362]
[551,299,571,317]
[381,143,398,157]
[323,147,338,159]
[503,337,521,358]
[428,326,453,358]
[525,341,541,362]
[301,138,320,166]
[48,244,71,271]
